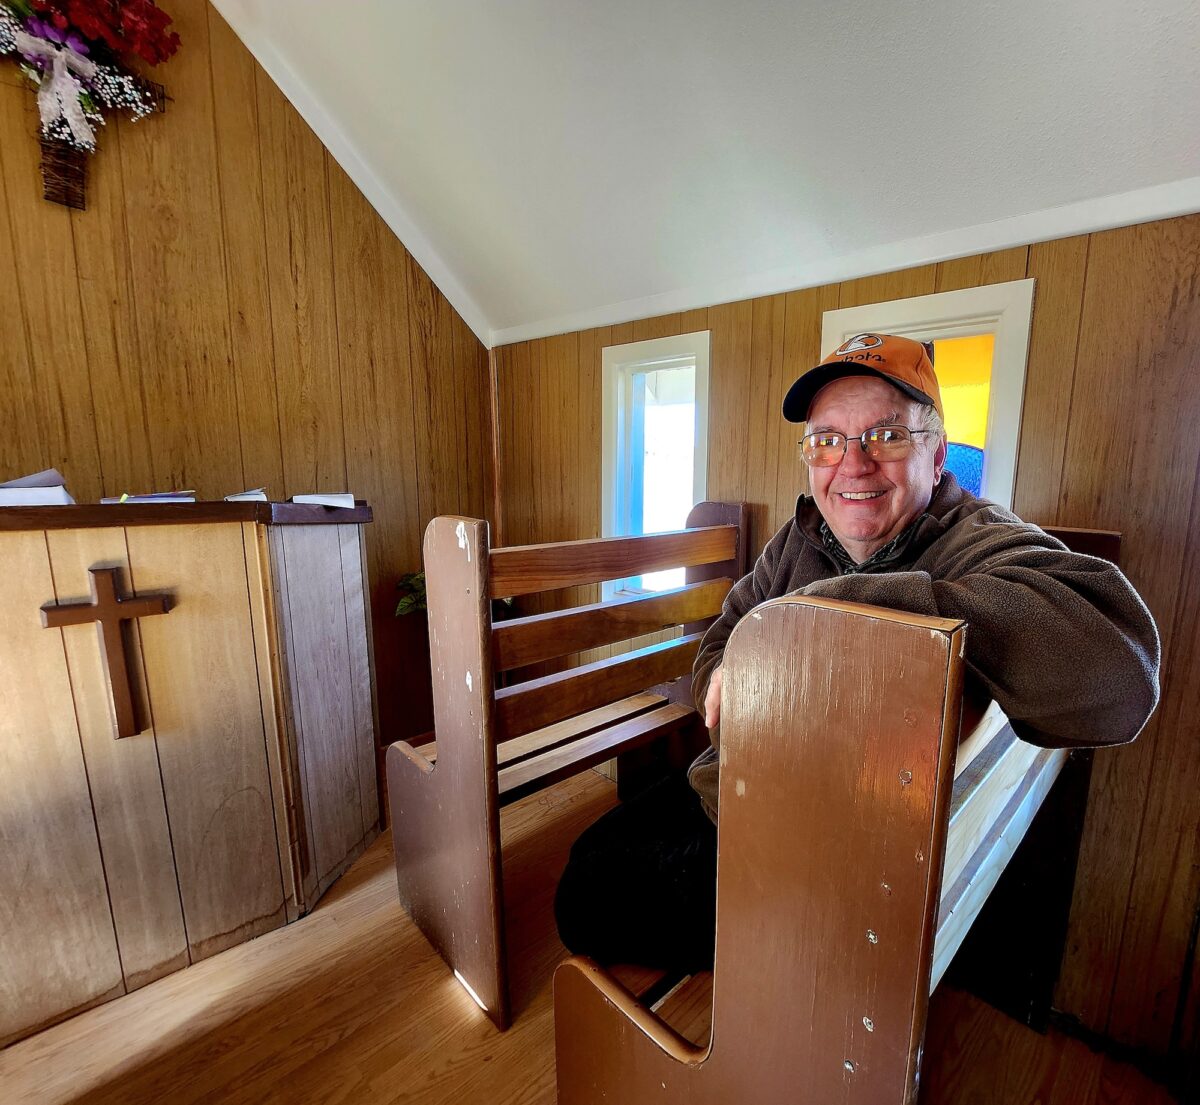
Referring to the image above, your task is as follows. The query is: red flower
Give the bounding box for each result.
[31,0,181,66]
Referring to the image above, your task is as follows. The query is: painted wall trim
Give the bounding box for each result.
[211,0,494,348]
[491,176,1200,348]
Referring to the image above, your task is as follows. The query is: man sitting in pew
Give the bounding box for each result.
[555,332,1160,975]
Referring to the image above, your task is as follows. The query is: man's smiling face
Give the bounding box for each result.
[806,376,946,563]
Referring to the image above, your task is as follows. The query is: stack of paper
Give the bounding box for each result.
[225,488,269,502]
[0,469,75,506]
[101,490,196,504]
[291,493,356,509]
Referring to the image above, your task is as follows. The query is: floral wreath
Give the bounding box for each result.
[0,0,179,205]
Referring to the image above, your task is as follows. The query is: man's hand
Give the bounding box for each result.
[704,665,723,729]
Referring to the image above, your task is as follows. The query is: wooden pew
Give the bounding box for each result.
[386,502,748,1029]
[554,529,1120,1103]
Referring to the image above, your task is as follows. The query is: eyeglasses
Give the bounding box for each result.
[800,425,931,468]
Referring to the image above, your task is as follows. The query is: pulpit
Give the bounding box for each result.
[0,502,380,1047]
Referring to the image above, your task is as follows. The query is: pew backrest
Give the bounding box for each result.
[388,501,748,1028]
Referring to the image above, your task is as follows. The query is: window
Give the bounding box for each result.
[931,333,993,496]
[821,279,1035,507]
[602,331,710,594]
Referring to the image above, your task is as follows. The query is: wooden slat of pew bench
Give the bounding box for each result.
[489,526,738,598]
[493,581,731,671]
[419,692,666,768]
[494,634,703,742]
[387,502,748,1032]
[944,724,1033,887]
[933,746,1068,987]
[499,704,694,805]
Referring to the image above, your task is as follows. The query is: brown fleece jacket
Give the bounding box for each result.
[688,473,1161,821]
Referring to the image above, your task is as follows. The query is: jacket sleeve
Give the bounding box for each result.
[800,521,1160,748]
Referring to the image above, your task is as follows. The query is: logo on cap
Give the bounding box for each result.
[834,334,884,356]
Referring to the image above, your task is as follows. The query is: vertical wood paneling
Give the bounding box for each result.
[276,526,364,887]
[208,7,285,499]
[1185,952,1200,1098]
[577,325,610,541]
[838,264,937,309]
[0,94,46,484]
[69,126,155,497]
[1012,236,1089,523]
[491,344,515,545]
[744,294,786,552]
[436,291,466,511]
[0,532,125,1047]
[610,321,635,347]
[44,527,189,991]
[705,299,755,506]
[117,0,242,496]
[500,341,537,545]
[1106,464,1200,1049]
[543,332,581,539]
[457,311,491,519]
[631,313,682,342]
[256,74,345,497]
[1053,218,1200,1046]
[492,215,1200,1066]
[934,246,1029,293]
[0,87,104,503]
[128,522,286,961]
[338,524,381,835]
[326,156,424,740]
[406,255,459,518]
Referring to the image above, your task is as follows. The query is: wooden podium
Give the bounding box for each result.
[0,502,381,1047]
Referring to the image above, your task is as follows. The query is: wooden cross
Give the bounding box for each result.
[41,567,172,739]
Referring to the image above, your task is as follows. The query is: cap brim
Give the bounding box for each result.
[781,363,935,423]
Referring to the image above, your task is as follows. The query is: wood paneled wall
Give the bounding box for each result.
[493,218,1200,1071]
[0,0,493,742]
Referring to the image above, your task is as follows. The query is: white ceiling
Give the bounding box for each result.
[214,0,1200,348]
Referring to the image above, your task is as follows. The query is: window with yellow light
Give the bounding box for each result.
[932,334,994,497]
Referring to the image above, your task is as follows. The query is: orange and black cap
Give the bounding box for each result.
[782,333,943,422]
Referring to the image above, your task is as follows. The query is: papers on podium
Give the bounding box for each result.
[225,488,269,502]
[0,468,75,506]
[291,493,356,509]
[101,490,196,504]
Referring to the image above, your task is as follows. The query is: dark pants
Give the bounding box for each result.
[554,773,718,973]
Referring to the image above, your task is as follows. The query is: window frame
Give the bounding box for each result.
[601,330,711,596]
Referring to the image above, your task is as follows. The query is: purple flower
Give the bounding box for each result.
[20,15,91,66]
[25,16,59,42]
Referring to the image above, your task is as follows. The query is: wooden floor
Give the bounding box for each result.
[1,772,1176,1105]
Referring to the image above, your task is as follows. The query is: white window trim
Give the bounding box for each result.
[601,330,710,595]
[820,279,1035,508]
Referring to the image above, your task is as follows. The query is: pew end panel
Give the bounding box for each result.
[390,504,747,1029]
[556,596,967,1104]
[386,517,509,1026]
